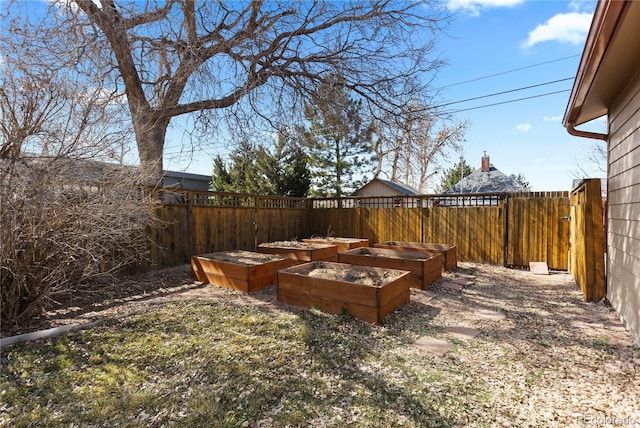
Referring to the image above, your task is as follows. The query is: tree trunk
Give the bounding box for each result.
[133,114,169,187]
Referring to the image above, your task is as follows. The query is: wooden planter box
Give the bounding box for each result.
[302,237,369,253]
[374,241,457,271]
[277,261,411,323]
[191,251,289,293]
[257,241,338,265]
[338,247,442,289]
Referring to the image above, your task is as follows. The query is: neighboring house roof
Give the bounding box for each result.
[18,156,211,191]
[162,170,211,191]
[443,155,525,194]
[357,178,420,196]
[564,1,640,128]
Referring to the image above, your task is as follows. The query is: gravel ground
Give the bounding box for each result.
[5,262,639,426]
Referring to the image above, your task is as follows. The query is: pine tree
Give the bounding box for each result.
[302,75,374,197]
[438,156,474,193]
[211,155,232,192]
[509,173,531,191]
[211,137,311,196]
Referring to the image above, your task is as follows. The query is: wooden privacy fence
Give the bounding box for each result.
[569,179,606,301]
[151,189,572,271]
[150,191,309,268]
[308,192,570,270]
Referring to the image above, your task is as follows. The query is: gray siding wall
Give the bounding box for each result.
[607,68,640,345]
[358,180,401,196]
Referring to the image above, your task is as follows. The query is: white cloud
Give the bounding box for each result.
[447,0,523,16]
[544,115,562,122]
[516,123,531,132]
[522,12,593,48]
[568,1,597,13]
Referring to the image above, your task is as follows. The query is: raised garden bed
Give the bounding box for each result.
[338,247,442,289]
[277,261,411,323]
[302,237,369,253]
[191,251,289,293]
[374,241,457,271]
[257,240,338,265]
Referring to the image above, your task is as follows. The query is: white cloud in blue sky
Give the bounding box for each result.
[522,11,592,48]
[544,115,562,122]
[516,123,531,132]
[447,0,524,16]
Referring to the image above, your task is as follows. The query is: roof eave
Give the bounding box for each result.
[563,0,632,129]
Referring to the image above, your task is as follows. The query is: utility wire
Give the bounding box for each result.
[165,85,574,156]
[441,54,580,88]
[433,77,573,109]
[446,88,571,114]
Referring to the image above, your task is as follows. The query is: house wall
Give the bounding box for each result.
[357,180,403,196]
[607,68,640,345]
[163,173,211,191]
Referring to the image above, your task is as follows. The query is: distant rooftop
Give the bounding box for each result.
[357,178,420,196]
[376,179,420,195]
[443,153,525,194]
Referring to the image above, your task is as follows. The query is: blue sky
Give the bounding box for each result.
[166,0,602,191]
[428,0,603,191]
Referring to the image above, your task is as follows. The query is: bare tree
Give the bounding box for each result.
[0,11,158,326]
[24,0,452,184]
[373,102,467,192]
[574,139,608,178]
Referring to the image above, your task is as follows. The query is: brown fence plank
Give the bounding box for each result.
[150,190,572,273]
[570,180,605,301]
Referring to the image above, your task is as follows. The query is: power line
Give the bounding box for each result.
[446,88,571,114]
[433,77,573,109]
[165,86,574,155]
[441,54,580,88]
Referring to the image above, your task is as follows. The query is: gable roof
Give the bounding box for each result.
[443,165,525,194]
[377,179,420,195]
[357,178,420,196]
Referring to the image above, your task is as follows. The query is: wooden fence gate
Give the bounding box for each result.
[569,179,606,301]
[504,192,571,270]
[307,192,571,270]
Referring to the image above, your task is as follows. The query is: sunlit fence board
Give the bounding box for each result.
[149,190,572,272]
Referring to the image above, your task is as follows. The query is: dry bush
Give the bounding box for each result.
[0,157,160,327]
[0,4,165,328]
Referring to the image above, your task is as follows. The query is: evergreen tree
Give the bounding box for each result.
[268,134,311,197]
[211,137,310,196]
[509,173,531,191]
[438,156,474,193]
[302,75,374,197]
[211,155,232,192]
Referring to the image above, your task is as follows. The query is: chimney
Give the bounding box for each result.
[481,151,490,172]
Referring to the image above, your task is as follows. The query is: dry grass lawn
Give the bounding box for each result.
[1,262,638,427]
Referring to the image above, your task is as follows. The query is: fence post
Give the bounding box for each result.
[570,179,605,301]
[503,194,509,267]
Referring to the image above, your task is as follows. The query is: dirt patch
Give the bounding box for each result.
[306,236,363,243]
[196,250,285,266]
[1,265,195,337]
[351,247,429,260]
[259,240,332,249]
[295,261,405,286]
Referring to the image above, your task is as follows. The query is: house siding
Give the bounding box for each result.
[358,180,408,196]
[607,67,640,345]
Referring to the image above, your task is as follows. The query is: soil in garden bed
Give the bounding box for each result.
[291,261,406,286]
[196,250,285,266]
[259,240,332,249]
